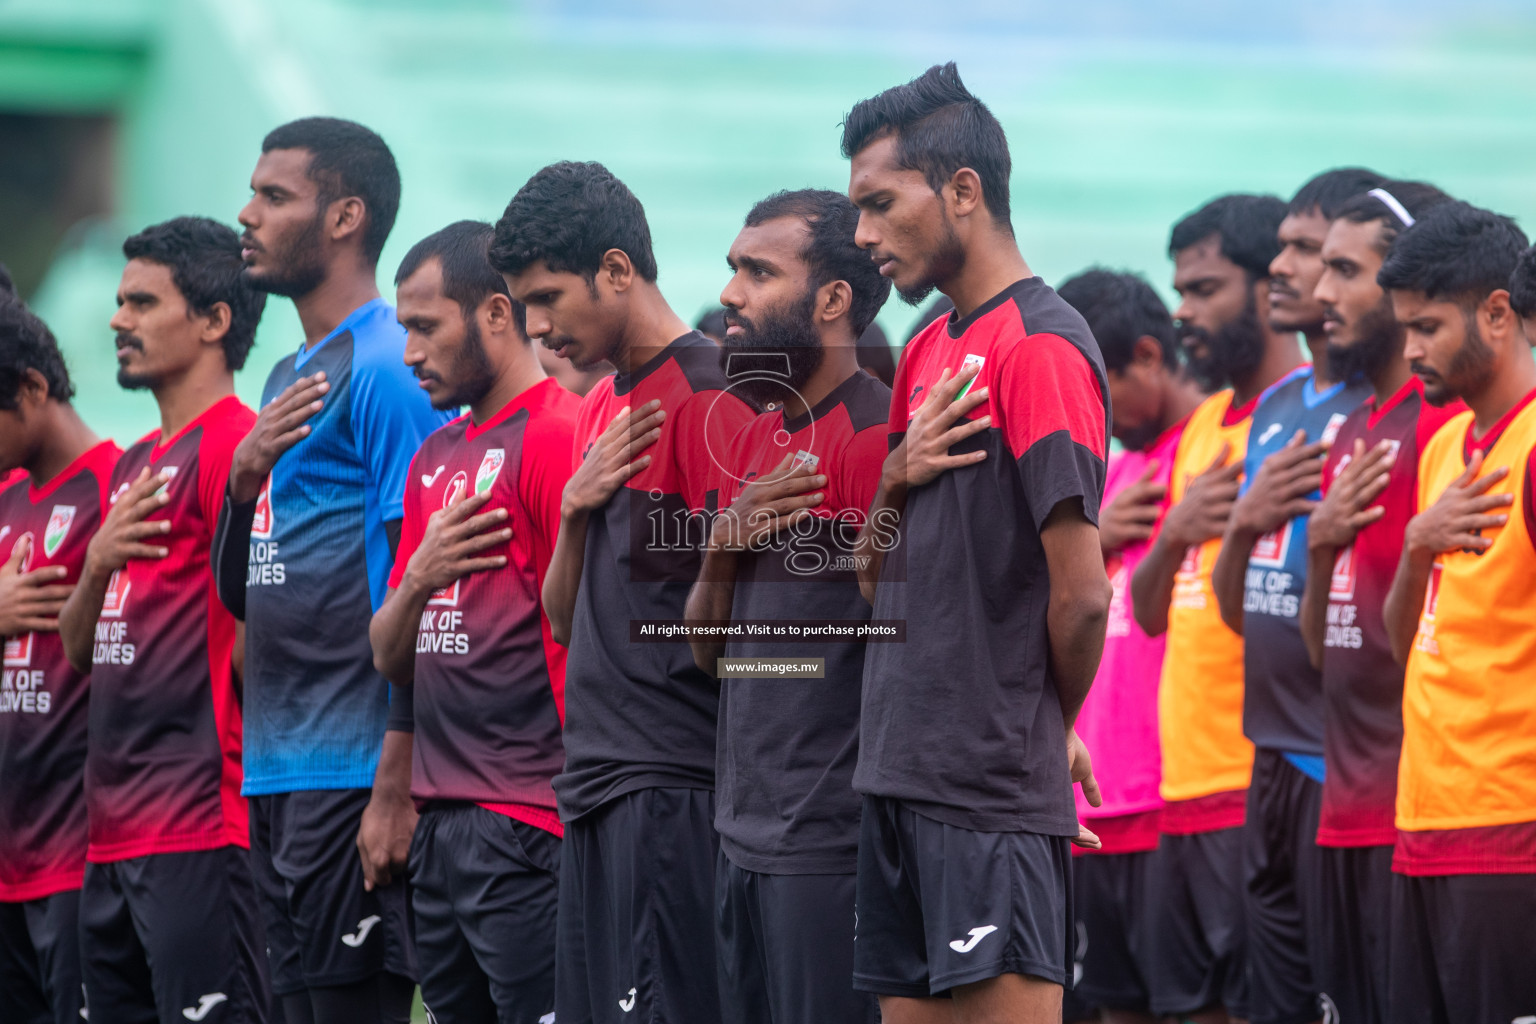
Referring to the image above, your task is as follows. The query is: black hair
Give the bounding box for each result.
[122,216,267,371]
[1169,194,1288,281]
[841,62,1014,231]
[0,299,73,409]
[743,188,892,336]
[1377,201,1530,309]
[695,306,729,340]
[489,161,658,283]
[262,117,401,267]
[1511,246,1536,320]
[396,220,526,337]
[1057,268,1178,373]
[1288,167,1385,218]
[1335,180,1453,254]
[0,262,13,297]
[856,322,896,387]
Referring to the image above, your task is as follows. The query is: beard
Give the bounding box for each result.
[1180,289,1267,392]
[1117,419,1164,453]
[719,290,824,407]
[419,317,495,411]
[243,211,327,298]
[895,214,966,307]
[1412,314,1498,407]
[114,333,157,390]
[1324,298,1402,384]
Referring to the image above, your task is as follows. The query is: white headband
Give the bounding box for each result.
[1368,187,1415,228]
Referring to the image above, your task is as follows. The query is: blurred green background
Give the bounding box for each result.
[4,0,1535,450]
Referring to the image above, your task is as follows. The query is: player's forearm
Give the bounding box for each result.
[370,582,429,686]
[58,559,111,674]
[854,475,906,605]
[371,728,414,801]
[685,546,740,676]
[1384,544,1434,667]
[1299,544,1337,670]
[1048,580,1111,729]
[542,508,590,647]
[1130,535,1182,637]
[1211,523,1259,636]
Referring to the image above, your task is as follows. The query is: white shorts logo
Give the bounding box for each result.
[948,924,998,953]
[182,993,227,1020]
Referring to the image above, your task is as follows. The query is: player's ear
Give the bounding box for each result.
[199,301,233,348]
[599,249,635,294]
[819,280,853,326]
[1482,289,1516,342]
[1131,335,1164,368]
[482,292,514,335]
[329,196,367,246]
[947,167,984,221]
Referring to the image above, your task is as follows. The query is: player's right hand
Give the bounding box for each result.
[561,401,664,518]
[401,490,511,593]
[229,372,329,503]
[1158,443,1242,549]
[84,467,171,577]
[1308,438,1396,553]
[1099,461,1166,554]
[1405,448,1512,556]
[708,453,826,553]
[884,363,991,491]
[0,534,73,635]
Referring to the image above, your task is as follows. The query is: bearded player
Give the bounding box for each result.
[370,221,579,1024]
[683,188,891,1024]
[1376,202,1536,1023]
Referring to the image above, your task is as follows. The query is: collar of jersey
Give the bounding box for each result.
[464,378,556,441]
[1302,371,1347,409]
[294,297,388,370]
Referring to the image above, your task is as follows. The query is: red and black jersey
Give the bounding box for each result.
[0,441,120,899]
[552,332,757,821]
[854,278,1109,834]
[1317,380,1462,848]
[714,370,891,874]
[86,395,255,863]
[390,378,579,837]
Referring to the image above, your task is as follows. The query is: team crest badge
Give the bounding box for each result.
[154,465,179,496]
[44,505,76,558]
[442,471,469,509]
[956,352,987,399]
[100,568,132,618]
[791,450,820,473]
[252,477,274,539]
[475,449,505,495]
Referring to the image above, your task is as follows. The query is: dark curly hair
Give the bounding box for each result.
[1169,194,1288,282]
[123,217,268,371]
[1378,201,1529,311]
[0,299,73,409]
[489,161,658,283]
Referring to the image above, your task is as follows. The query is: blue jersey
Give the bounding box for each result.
[241,298,451,794]
[1240,366,1369,760]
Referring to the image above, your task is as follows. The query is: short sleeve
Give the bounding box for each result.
[670,389,757,514]
[351,344,450,524]
[198,404,256,541]
[387,453,426,591]
[887,343,912,450]
[996,335,1108,529]
[837,424,890,519]
[518,411,579,584]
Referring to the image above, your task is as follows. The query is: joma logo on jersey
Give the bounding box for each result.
[251,477,274,540]
[1250,521,1292,569]
[1330,545,1356,602]
[44,505,75,557]
[476,449,505,495]
[100,569,132,618]
[442,471,469,509]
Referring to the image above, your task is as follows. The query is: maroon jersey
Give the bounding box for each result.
[0,441,120,899]
[1317,378,1462,848]
[856,278,1109,833]
[552,333,757,820]
[713,370,891,874]
[86,396,255,862]
[390,378,579,837]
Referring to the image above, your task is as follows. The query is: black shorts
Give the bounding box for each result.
[1146,827,1247,1018]
[80,847,269,1023]
[555,787,719,1024]
[0,889,83,1024]
[248,789,416,995]
[715,852,877,1024]
[1244,750,1327,1024]
[409,803,560,1024]
[1389,870,1536,1024]
[853,795,1073,997]
[1072,850,1155,1013]
[1313,844,1392,1024]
